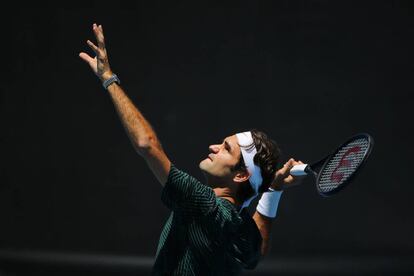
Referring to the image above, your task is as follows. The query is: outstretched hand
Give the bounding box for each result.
[79,23,113,82]
[270,158,306,191]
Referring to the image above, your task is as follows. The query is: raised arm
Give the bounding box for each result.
[79,23,170,185]
[253,158,305,256]
[252,211,273,256]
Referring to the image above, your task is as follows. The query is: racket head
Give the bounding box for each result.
[316,133,374,197]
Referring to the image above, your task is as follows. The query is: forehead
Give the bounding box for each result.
[226,135,238,144]
[225,135,241,153]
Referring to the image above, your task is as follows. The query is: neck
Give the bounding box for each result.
[213,187,243,207]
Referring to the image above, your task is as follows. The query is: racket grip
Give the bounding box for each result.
[290,164,309,176]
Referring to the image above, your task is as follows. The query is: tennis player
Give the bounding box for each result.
[79,23,305,275]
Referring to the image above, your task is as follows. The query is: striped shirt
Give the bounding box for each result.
[151,164,262,275]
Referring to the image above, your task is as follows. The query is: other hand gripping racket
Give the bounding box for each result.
[290,133,374,196]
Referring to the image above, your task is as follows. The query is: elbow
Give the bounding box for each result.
[137,140,151,150]
[137,135,155,148]
[136,136,161,154]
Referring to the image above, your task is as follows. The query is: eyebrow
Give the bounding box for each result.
[224,140,233,153]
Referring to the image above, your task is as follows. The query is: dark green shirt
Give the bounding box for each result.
[151,164,262,276]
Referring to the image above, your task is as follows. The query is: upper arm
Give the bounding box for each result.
[140,145,171,186]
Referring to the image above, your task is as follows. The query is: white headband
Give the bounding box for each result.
[236,131,263,210]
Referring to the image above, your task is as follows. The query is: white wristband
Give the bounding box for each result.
[256,190,283,218]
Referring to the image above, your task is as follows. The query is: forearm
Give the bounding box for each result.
[106,83,162,154]
[254,190,283,256]
[253,211,273,256]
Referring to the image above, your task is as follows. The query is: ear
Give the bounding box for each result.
[233,170,250,183]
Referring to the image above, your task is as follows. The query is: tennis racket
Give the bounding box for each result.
[289,133,374,196]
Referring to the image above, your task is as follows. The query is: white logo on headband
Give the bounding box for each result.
[235,131,263,210]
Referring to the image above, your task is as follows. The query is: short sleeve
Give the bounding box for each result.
[234,210,263,270]
[161,164,217,217]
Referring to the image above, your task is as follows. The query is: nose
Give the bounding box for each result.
[209,144,220,153]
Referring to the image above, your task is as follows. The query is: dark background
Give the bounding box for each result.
[1,1,413,275]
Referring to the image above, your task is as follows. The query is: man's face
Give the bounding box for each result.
[199,134,242,187]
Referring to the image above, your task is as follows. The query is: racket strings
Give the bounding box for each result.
[318,138,370,193]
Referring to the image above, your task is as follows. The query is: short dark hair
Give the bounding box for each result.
[233,129,281,197]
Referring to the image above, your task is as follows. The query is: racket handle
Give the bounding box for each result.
[290,164,309,176]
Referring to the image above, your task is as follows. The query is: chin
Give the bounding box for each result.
[199,160,213,181]
[199,159,209,172]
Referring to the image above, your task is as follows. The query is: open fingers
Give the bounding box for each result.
[92,23,105,49]
[79,52,94,63]
[87,40,99,54]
